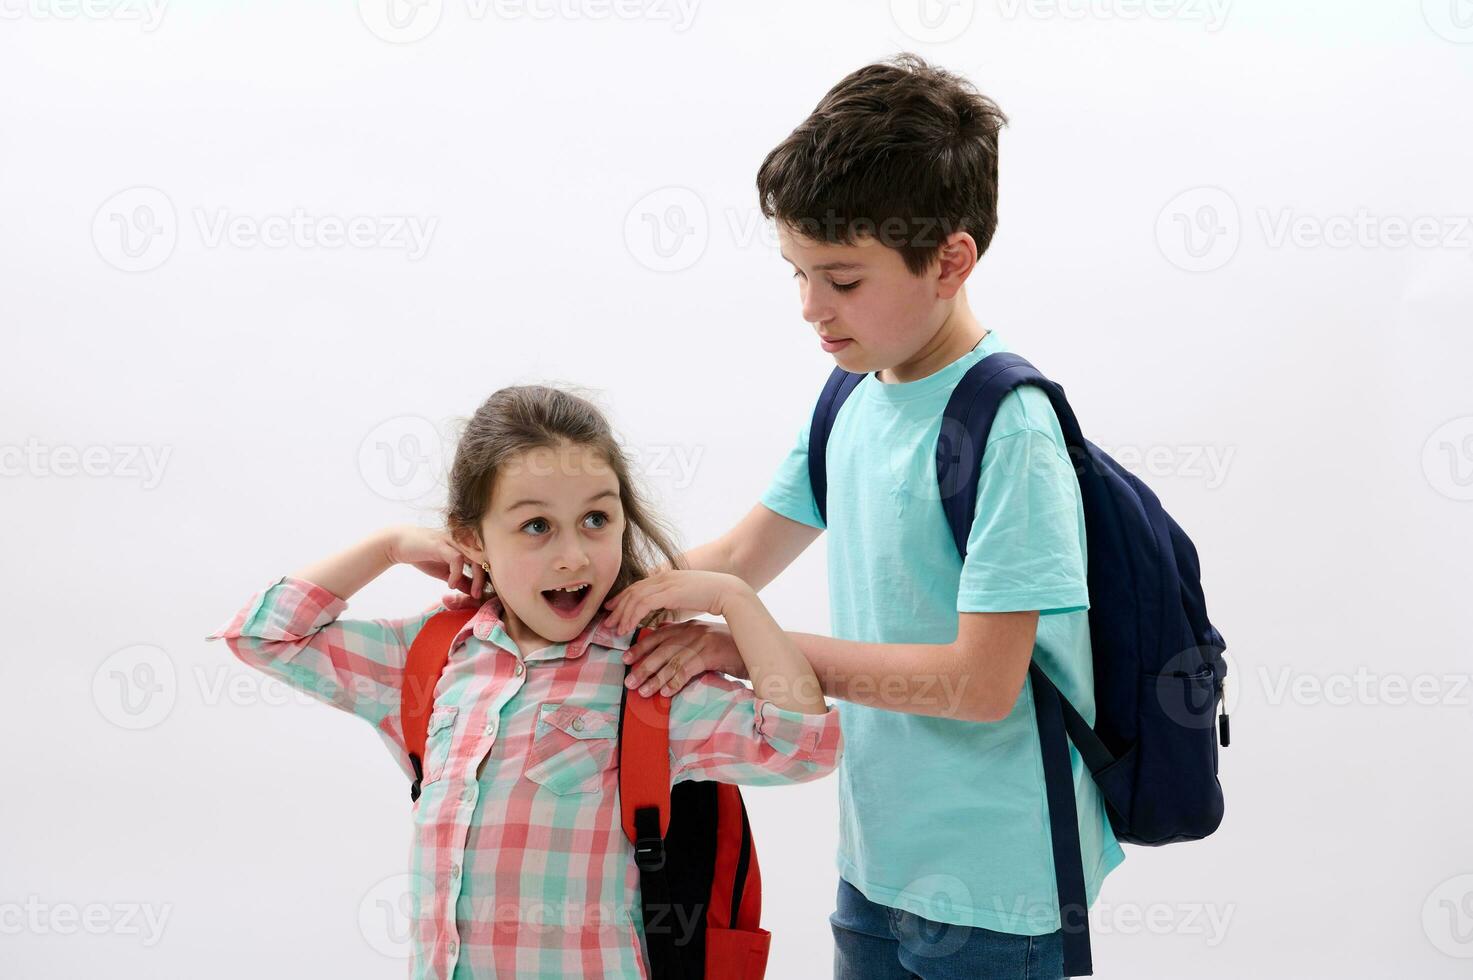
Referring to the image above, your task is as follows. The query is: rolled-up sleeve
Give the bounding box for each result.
[667,673,842,787]
[204,575,442,739]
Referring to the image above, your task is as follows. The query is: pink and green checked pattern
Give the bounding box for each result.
[206,576,841,979]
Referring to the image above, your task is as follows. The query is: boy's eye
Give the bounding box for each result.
[583,511,609,530]
[521,518,550,536]
[791,270,858,293]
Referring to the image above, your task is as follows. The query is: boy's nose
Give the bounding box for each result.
[800,286,832,326]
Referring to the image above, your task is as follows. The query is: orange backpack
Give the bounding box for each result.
[402,613,771,979]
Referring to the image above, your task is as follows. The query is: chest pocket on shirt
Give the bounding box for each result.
[422,705,459,785]
[523,702,619,795]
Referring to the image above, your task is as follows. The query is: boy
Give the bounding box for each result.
[606,53,1123,979]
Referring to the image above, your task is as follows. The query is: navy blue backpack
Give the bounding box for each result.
[808,352,1229,978]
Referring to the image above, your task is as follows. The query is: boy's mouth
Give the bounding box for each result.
[540,582,592,619]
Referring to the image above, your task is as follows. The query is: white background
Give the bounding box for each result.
[4,1,1472,977]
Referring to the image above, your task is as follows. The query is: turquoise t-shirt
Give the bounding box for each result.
[761,328,1125,936]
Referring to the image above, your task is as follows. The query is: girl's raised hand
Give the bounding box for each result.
[603,569,750,637]
[385,525,485,598]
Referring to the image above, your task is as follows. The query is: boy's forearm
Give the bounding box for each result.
[785,632,996,722]
[720,591,828,715]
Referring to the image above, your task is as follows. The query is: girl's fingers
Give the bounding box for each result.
[623,589,671,636]
[610,591,644,634]
[445,549,464,591]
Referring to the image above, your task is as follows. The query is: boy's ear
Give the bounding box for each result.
[934,230,979,299]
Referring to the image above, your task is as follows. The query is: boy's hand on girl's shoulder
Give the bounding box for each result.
[621,621,748,698]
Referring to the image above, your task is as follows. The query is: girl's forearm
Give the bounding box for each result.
[291,529,398,602]
[719,589,828,715]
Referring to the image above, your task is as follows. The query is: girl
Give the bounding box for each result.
[206,384,841,980]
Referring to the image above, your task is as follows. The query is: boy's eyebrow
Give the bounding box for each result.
[505,489,619,511]
[779,250,865,272]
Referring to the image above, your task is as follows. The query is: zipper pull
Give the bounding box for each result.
[1217,675,1231,747]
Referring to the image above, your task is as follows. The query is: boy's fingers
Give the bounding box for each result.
[625,636,678,688]
[625,622,679,664]
[651,649,694,695]
[622,628,658,665]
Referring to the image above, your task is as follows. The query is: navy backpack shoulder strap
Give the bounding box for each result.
[807,366,866,525]
[938,351,1103,978]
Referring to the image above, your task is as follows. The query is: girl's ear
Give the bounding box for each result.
[450,524,485,561]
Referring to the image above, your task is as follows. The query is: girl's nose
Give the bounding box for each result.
[555,547,591,571]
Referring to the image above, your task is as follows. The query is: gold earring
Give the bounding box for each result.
[480,561,490,573]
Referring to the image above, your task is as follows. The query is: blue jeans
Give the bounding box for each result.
[830,877,1067,980]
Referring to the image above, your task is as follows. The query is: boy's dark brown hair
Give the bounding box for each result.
[445,384,683,601]
[756,53,1008,275]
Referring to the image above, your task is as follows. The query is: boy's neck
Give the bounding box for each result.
[877,297,988,385]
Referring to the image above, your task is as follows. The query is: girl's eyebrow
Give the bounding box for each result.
[505,489,618,511]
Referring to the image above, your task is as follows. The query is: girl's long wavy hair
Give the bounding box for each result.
[445,384,683,601]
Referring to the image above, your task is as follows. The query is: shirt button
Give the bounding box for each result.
[571,718,584,732]
[514,663,524,676]
[450,863,460,878]
[447,940,458,956]
[484,722,496,736]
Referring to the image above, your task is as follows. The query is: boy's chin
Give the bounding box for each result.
[830,346,870,372]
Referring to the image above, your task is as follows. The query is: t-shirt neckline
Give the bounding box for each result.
[862,330,1001,404]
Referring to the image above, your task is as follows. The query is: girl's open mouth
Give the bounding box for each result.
[540,583,592,619]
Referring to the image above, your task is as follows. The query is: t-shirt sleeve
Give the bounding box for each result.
[957,418,1090,617]
[759,421,825,530]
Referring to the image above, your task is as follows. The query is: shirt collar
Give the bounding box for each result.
[439,591,634,659]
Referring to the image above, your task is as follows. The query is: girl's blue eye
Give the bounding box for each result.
[522,518,550,535]
[584,511,609,530]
